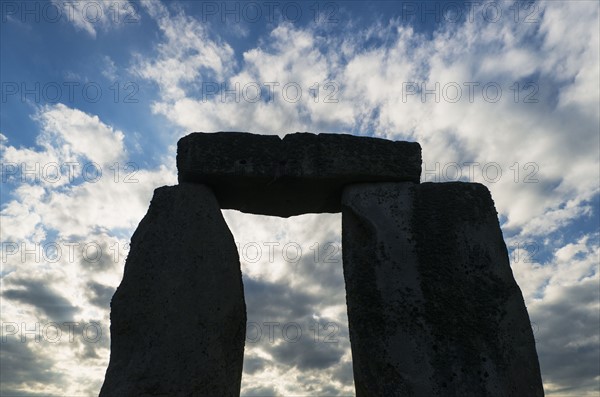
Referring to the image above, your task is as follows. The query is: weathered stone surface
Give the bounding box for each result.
[177,131,421,217]
[342,182,544,397]
[99,184,246,397]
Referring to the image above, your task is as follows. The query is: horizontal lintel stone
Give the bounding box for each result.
[177,131,422,217]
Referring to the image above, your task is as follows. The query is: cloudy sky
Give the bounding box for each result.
[1,0,598,395]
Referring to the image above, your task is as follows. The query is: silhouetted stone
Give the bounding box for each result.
[177,132,421,217]
[99,184,246,397]
[342,182,544,397]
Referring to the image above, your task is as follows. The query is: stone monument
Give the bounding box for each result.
[100,131,544,397]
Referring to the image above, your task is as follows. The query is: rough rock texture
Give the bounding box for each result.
[99,184,246,397]
[342,182,544,397]
[177,131,421,217]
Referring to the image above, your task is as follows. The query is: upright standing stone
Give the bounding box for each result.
[342,182,544,397]
[100,184,246,397]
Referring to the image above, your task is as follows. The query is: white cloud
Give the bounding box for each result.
[513,234,599,396]
[135,1,235,102]
[1,104,176,395]
[101,55,118,81]
[138,0,599,238]
[50,0,138,38]
[34,103,126,166]
[0,184,45,242]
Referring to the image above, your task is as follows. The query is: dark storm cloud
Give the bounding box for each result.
[243,276,321,320]
[243,354,267,375]
[531,279,599,394]
[315,384,345,396]
[72,319,109,360]
[270,328,346,371]
[295,372,352,396]
[241,230,352,388]
[77,237,118,272]
[241,385,279,396]
[85,281,115,308]
[0,336,63,396]
[294,241,346,291]
[3,279,78,322]
[242,244,348,323]
[332,361,354,385]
